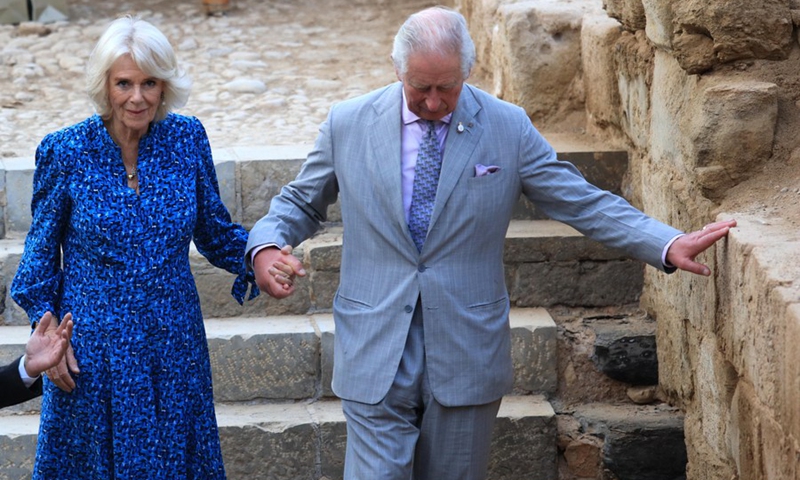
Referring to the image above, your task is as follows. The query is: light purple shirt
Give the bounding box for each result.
[401,90,452,224]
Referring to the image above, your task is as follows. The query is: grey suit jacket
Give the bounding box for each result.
[247,82,682,406]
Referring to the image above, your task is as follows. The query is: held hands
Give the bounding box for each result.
[25,311,79,392]
[253,245,307,299]
[666,219,737,276]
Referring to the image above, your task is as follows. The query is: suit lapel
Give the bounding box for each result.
[428,85,483,232]
[368,83,407,233]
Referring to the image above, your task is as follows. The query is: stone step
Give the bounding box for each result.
[0,134,628,236]
[0,395,557,480]
[0,307,557,410]
[0,219,644,326]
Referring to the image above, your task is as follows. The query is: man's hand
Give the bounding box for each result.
[25,311,79,392]
[253,245,307,299]
[666,219,737,276]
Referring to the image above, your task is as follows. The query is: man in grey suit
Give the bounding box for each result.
[247,6,736,479]
[1,312,73,409]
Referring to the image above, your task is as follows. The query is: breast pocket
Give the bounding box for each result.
[462,168,516,217]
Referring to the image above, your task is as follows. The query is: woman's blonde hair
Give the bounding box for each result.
[86,15,191,122]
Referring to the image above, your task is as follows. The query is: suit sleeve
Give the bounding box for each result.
[516,116,682,271]
[0,357,41,409]
[246,108,340,260]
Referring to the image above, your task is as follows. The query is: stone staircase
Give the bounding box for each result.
[0,134,641,479]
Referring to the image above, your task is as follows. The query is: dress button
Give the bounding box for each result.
[418,264,426,273]
[404,305,413,313]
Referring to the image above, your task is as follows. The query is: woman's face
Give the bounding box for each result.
[106,54,164,138]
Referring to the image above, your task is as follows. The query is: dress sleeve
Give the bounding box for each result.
[10,133,71,325]
[190,118,259,305]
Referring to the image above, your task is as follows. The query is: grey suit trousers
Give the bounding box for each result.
[341,299,502,480]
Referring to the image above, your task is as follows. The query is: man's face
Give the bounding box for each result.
[398,51,465,121]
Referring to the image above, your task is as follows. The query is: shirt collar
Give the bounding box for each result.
[401,88,453,126]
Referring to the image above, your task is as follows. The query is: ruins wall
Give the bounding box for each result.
[457,0,800,478]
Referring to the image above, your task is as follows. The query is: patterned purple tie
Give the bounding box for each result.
[408,120,442,252]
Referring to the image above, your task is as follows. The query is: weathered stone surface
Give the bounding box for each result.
[510,309,558,395]
[488,396,558,480]
[216,402,322,479]
[642,0,793,74]
[316,314,336,398]
[593,335,657,385]
[514,260,643,307]
[491,1,599,125]
[603,0,645,31]
[674,0,792,71]
[581,14,623,134]
[614,30,654,150]
[206,316,319,401]
[688,81,778,200]
[716,216,800,424]
[3,158,34,235]
[640,0,672,48]
[2,396,557,480]
[592,318,658,385]
[575,403,687,480]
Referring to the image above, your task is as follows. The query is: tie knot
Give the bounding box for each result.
[423,120,436,133]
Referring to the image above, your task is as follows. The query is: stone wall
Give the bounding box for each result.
[456,0,800,478]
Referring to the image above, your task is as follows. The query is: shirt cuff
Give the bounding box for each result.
[250,243,279,264]
[18,355,39,388]
[662,233,685,268]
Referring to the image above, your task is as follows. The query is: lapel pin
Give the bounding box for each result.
[457,122,464,133]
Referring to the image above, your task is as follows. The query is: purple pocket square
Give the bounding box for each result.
[475,164,501,177]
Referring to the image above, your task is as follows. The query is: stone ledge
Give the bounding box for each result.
[0,136,627,235]
[0,308,558,406]
[0,220,644,325]
[0,395,556,480]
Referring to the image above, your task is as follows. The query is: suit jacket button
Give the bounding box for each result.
[404,305,413,313]
[418,264,426,272]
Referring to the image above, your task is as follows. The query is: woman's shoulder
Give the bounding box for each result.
[37,115,104,159]
[157,112,204,130]
[151,113,208,142]
[40,115,99,144]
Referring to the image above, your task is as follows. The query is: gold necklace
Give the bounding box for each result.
[127,165,137,180]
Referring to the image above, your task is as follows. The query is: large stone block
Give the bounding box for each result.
[640,0,673,49]
[575,403,687,480]
[592,317,658,385]
[217,402,323,480]
[670,0,792,74]
[785,304,800,443]
[489,396,558,480]
[491,1,598,124]
[603,0,645,31]
[206,316,320,402]
[688,82,778,200]
[2,157,34,237]
[0,416,37,478]
[509,309,557,395]
[513,260,643,307]
[581,14,623,133]
[615,30,654,151]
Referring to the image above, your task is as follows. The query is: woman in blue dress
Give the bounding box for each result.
[11,16,260,479]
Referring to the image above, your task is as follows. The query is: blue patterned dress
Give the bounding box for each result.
[11,113,258,479]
